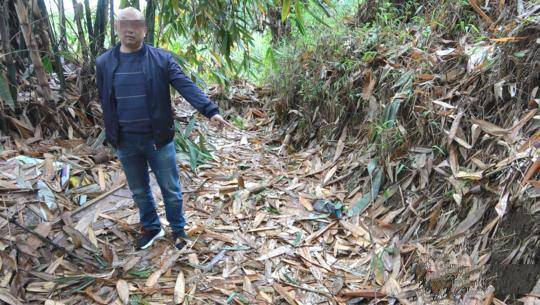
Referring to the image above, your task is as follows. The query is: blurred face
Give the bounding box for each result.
[115,11,146,50]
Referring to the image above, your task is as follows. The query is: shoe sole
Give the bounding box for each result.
[139,228,165,250]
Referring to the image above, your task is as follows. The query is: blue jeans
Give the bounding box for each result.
[116,133,185,233]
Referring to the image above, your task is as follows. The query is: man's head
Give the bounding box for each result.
[115,7,146,51]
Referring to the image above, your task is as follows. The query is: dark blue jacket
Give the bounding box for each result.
[96,43,219,148]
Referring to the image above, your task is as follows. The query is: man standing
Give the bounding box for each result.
[96,7,232,250]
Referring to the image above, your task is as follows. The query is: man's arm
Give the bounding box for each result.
[167,53,219,119]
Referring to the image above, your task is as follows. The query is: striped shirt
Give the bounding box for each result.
[114,49,152,134]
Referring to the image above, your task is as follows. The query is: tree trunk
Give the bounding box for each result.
[83,0,95,56]
[145,0,155,45]
[31,0,51,53]
[267,6,291,44]
[71,0,91,104]
[58,0,68,51]
[37,0,66,94]
[110,0,115,46]
[71,0,90,64]
[93,0,108,56]
[0,1,18,110]
[14,0,53,102]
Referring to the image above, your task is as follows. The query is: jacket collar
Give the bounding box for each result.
[112,42,148,60]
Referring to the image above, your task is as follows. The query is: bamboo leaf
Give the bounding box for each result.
[42,56,54,74]
[304,5,331,27]
[173,271,185,304]
[281,0,291,23]
[371,168,383,200]
[295,0,304,22]
[294,17,305,35]
[392,70,414,90]
[348,192,371,216]
[116,279,129,304]
[184,116,196,137]
[0,74,15,111]
[381,99,401,127]
[188,142,199,171]
[310,0,331,17]
[265,47,276,67]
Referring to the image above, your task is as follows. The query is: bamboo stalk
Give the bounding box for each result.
[71,0,90,64]
[145,0,156,45]
[0,1,18,110]
[83,0,95,56]
[14,0,53,102]
[37,0,66,93]
[109,0,115,46]
[93,0,109,55]
[58,0,68,51]
[31,0,53,55]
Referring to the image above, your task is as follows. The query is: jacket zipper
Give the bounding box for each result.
[141,47,158,149]
[110,55,120,147]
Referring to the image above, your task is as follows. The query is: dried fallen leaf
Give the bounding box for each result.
[508,109,537,142]
[432,100,456,109]
[146,252,181,287]
[116,279,129,305]
[45,300,66,305]
[256,245,292,261]
[455,170,483,180]
[340,220,369,238]
[322,165,338,185]
[122,256,141,272]
[522,160,540,184]
[298,195,314,211]
[273,283,297,305]
[495,192,509,217]
[174,271,185,304]
[471,118,508,136]
[362,71,376,101]
[471,123,481,145]
[449,145,459,176]
[98,166,106,191]
[0,288,23,305]
[454,201,488,235]
[448,111,464,146]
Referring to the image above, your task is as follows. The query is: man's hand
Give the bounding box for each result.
[210,114,235,130]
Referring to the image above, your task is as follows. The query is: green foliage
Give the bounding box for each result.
[127,266,153,278]
[44,0,332,88]
[153,0,332,86]
[174,117,215,171]
[232,115,247,129]
[129,294,151,305]
[263,0,464,150]
[55,275,96,294]
[42,56,54,74]
[264,205,281,215]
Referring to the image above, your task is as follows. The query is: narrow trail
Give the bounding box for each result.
[79,103,365,304]
[42,98,475,304]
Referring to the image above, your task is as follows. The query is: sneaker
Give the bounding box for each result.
[137,227,165,250]
[172,230,189,250]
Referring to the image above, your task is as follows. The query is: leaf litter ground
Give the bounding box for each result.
[1,86,538,305]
